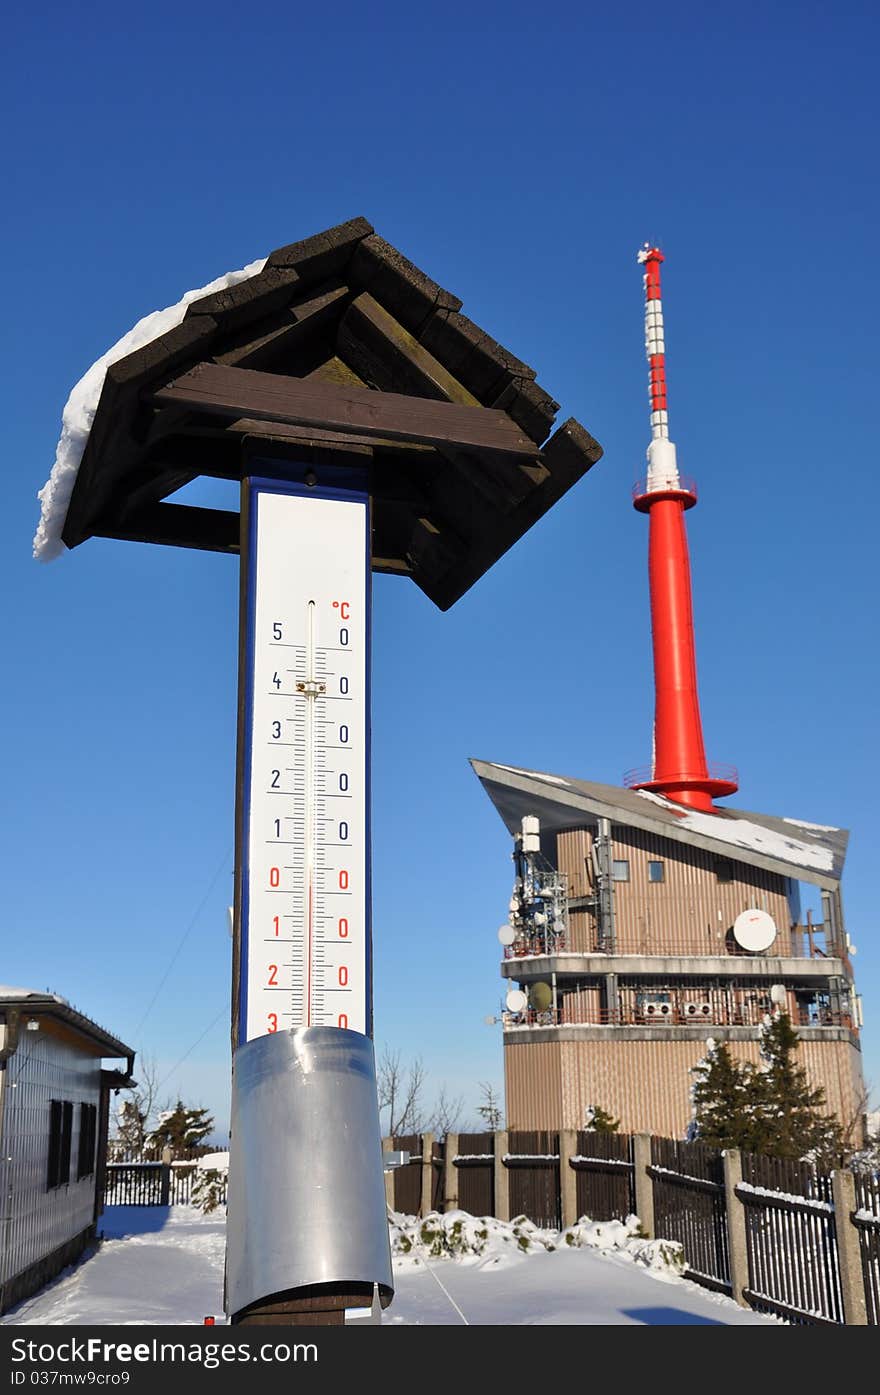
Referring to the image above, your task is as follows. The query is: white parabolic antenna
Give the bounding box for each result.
[498,925,517,946]
[506,989,528,1012]
[733,909,778,953]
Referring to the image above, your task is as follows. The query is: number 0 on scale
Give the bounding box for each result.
[237,475,370,1044]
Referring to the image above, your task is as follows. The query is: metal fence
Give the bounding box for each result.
[573,1130,634,1221]
[506,1131,561,1229]
[649,1137,731,1293]
[389,1134,423,1215]
[104,1162,227,1208]
[105,1131,880,1326]
[853,1172,880,1326]
[737,1152,842,1325]
[452,1132,495,1216]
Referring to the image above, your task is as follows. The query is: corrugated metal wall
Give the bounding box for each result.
[566,910,593,953]
[612,825,794,955]
[504,1040,563,1128]
[557,829,593,899]
[556,824,795,956]
[559,983,601,1023]
[0,1023,102,1289]
[505,1035,864,1140]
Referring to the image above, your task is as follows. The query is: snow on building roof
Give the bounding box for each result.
[0,987,134,1063]
[33,257,267,562]
[0,985,69,1004]
[471,759,848,889]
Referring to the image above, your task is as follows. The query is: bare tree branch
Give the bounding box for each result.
[112,1054,162,1156]
[430,1085,465,1138]
[377,1048,427,1137]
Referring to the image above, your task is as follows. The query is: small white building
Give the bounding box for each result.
[0,987,134,1314]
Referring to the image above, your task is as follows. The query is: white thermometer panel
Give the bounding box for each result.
[239,479,370,1044]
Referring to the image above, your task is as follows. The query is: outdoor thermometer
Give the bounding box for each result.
[237,472,371,1045]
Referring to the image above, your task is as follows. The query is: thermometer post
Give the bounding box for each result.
[227,466,391,1324]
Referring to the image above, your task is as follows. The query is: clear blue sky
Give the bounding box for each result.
[3,2,878,1138]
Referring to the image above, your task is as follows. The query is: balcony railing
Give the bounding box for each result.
[622,760,739,790]
[502,1005,856,1031]
[502,924,838,961]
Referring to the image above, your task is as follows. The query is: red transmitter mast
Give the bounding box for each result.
[626,246,737,812]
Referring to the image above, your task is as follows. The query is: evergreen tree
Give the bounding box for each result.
[148,1100,214,1154]
[476,1082,504,1131]
[584,1105,620,1133]
[114,1098,148,1154]
[691,1040,756,1150]
[750,1013,843,1166]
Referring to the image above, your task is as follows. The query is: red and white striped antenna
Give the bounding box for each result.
[637,243,679,486]
[627,245,738,811]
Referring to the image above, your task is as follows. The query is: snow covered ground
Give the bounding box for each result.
[1,1207,777,1327]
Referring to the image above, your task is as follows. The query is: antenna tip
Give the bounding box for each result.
[637,243,664,265]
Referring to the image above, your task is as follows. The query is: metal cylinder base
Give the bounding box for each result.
[225,1027,393,1320]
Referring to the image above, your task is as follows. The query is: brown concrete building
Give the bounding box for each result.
[473,760,866,1143]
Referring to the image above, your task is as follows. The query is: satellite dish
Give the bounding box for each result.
[498,925,517,946]
[770,983,787,1006]
[528,981,553,1011]
[506,989,527,1013]
[733,909,778,953]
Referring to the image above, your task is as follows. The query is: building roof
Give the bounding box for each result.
[0,987,135,1068]
[49,216,602,611]
[471,759,848,890]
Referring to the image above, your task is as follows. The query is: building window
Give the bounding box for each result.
[715,859,734,883]
[648,860,665,883]
[77,1103,98,1181]
[47,1100,73,1190]
[612,860,630,882]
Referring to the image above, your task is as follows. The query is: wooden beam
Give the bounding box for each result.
[152,363,537,457]
[427,417,603,610]
[349,234,461,334]
[419,307,536,398]
[305,355,368,389]
[185,264,302,333]
[266,217,374,283]
[213,283,352,370]
[94,502,239,553]
[337,293,480,405]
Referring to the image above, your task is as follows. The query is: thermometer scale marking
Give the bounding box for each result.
[240,481,369,1043]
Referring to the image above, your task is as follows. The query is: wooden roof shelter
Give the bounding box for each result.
[63,217,602,610]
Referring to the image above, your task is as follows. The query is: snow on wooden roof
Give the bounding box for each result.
[37,216,602,611]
